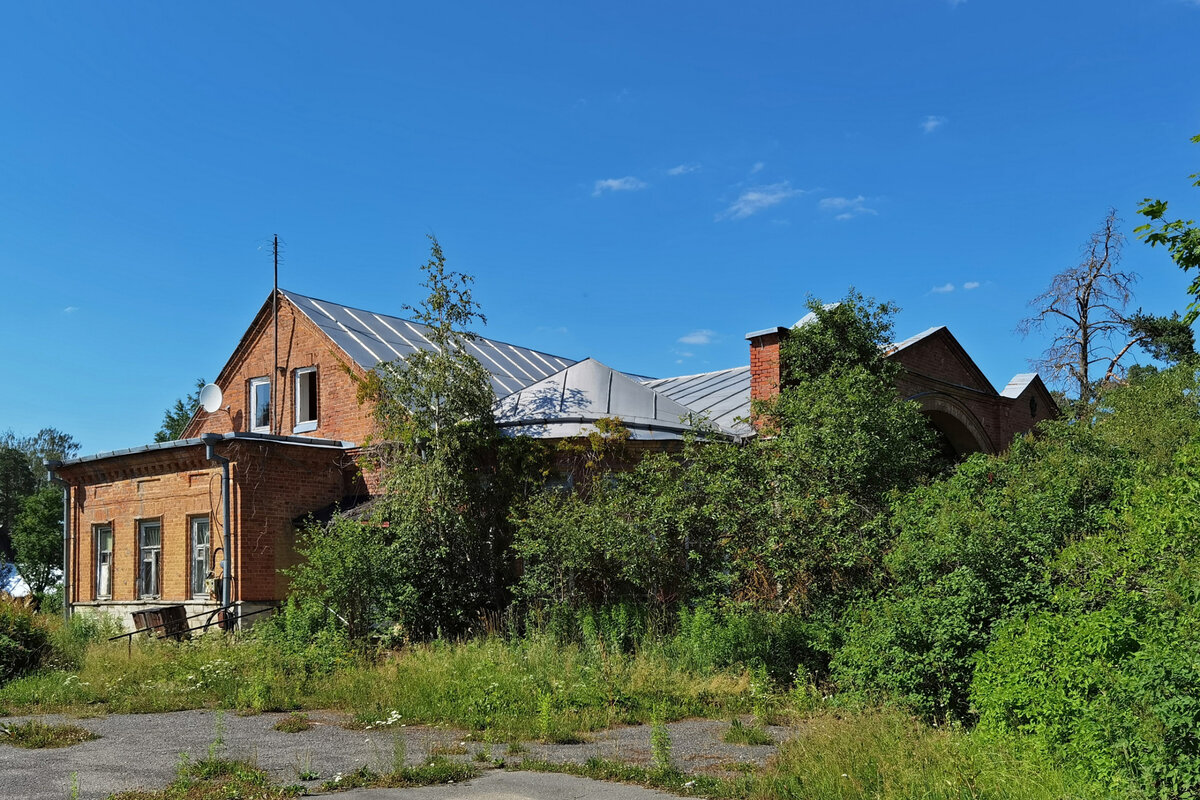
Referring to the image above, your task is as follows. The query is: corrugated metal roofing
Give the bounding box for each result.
[494,358,706,441]
[642,366,753,435]
[282,289,577,397]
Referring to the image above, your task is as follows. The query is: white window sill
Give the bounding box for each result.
[293,420,318,434]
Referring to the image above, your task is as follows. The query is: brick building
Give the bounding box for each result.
[51,290,1055,629]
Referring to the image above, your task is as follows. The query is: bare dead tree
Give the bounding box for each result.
[1018,209,1143,404]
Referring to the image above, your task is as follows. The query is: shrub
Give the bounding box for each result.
[0,602,50,683]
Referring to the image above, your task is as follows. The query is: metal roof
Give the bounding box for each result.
[884,326,944,356]
[282,289,578,397]
[642,366,753,435]
[1000,373,1040,398]
[494,358,707,441]
[53,431,354,468]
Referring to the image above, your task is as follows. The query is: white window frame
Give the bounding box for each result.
[293,367,318,434]
[190,516,211,598]
[250,376,271,433]
[138,519,162,599]
[95,524,113,599]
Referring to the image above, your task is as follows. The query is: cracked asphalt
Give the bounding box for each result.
[0,711,791,799]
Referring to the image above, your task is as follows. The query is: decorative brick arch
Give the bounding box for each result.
[908,391,994,455]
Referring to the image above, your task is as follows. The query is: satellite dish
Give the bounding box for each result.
[199,384,224,413]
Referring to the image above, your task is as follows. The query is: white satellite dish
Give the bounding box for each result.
[199,383,224,413]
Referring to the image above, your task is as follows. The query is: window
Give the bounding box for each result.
[250,377,270,433]
[190,517,210,598]
[138,520,161,599]
[294,367,318,433]
[95,525,113,599]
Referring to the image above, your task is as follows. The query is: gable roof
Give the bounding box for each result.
[282,289,578,398]
[884,325,998,395]
[494,358,718,440]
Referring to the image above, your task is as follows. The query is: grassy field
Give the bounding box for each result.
[0,625,1104,799]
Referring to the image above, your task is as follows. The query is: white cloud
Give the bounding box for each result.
[62,306,78,314]
[921,115,947,134]
[750,161,765,174]
[819,195,878,221]
[593,176,648,196]
[667,163,699,176]
[718,182,803,221]
[963,281,980,290]
[678,329,715,345]
[931,283,955,294]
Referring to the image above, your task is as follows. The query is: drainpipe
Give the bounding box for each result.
[201,434,233,628]
[45,461,69,623]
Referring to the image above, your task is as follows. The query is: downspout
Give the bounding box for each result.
[45,461,69,623]
[201,434,233,628]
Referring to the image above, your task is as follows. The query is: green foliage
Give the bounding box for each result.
[723,717,775,745]
[780,291,901,384]
[1092,363,1200,475]
[1128,310,1196,366]
[1137,133,1200,322]
[834,423,1130,720]
[319,235,531,639]
[972,445,1200,797]
[11,486,62,597]
[516,292,935,630]
[0,446,35,561]
[155,378,206,442]
[287,517,398,640]
[0,602,50,683]
[0,719,96,748]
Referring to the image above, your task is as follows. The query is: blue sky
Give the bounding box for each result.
[2,2,1199,455]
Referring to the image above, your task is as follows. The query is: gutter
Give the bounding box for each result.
[44,460,69,622]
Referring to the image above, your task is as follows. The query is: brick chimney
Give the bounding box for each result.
[745,326,789,408]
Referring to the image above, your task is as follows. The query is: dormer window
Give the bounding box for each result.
[294,367,318,433]
[250,377,270,433]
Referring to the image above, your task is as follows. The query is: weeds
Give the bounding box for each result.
[723,718,775,746]
[0,720,96,748]
[273,712,310,733]
[650,709,672,773]
[110,758,300,800]
[319,758,477,791]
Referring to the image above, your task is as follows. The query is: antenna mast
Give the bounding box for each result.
[272,234,279,436]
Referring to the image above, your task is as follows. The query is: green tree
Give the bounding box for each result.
[0,429,77,565]
[1136,133,1200,322]
[0,447,35,562]
[0,428,80,490]
[292,236,525,640]
[155,378,206,442]
[11,487,63,598]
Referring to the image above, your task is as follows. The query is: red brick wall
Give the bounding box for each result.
[225,439,356,601]
[184,293,377,445]
[61,440,356,607]
[889,333,993,393]
[748,328,786,404]
[64,447,220,603]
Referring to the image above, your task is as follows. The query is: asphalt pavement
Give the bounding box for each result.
[0,710,789,800]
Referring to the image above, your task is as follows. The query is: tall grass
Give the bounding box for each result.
[0,629,754,737]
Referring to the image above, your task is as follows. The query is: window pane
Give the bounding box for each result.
[253,379,270,429]
[296,369,317,424]
[192,518,210,596]
[96,526,112,597]
[140,522,160,548]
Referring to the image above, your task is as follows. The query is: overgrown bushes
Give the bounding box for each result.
[0,602,50,683]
